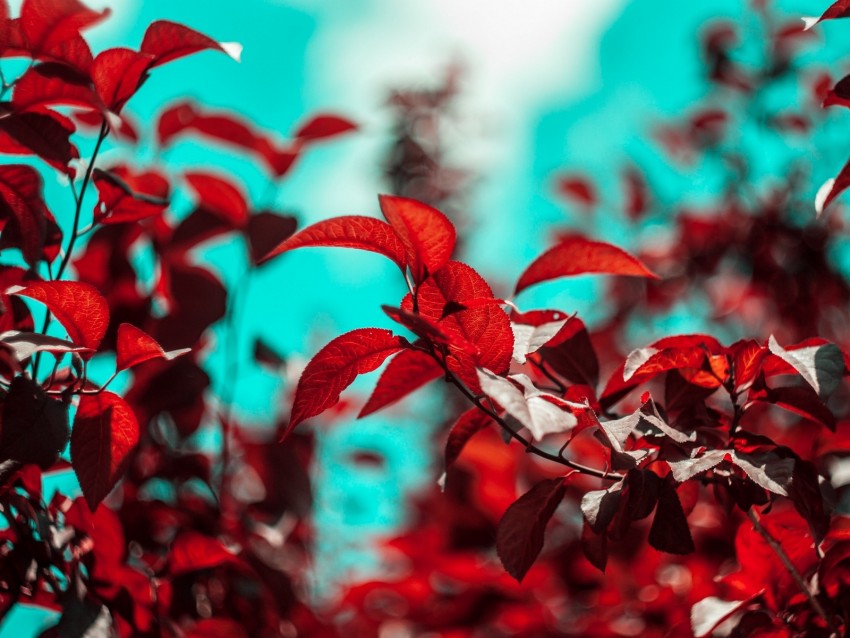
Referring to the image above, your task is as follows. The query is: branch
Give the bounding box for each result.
[432,352,620,482]
[746,508,837,633]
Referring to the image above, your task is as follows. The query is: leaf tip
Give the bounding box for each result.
[219,41,243,63]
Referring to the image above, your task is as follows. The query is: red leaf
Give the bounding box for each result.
[169,530,239,575]
[92,166,169,224]
[115,323,190,372]
[802,0,850,29]
[91,47,153,112]
[0,375,69,469]
[379,194,456,282]
[403,261,513,391]
[648,479,695,554]
[245,211,297,265]
[184,171,249,228]
[9,281,108,353]
[358,347,443,417]
[556,174,596,208]
[730,339,768,392]
[294,114,357,142]
[286,328,404,438]
[0,109,79,174]
[0,164,52,267]
[19,0,109,53]
[71,391,139,510]
[140,20,241,68]
[444,407,493,471]
[12,63,101,113]
[260,215,408,271]
[496,477,566,581]
[156,100,301,178]
[515,235,658,294]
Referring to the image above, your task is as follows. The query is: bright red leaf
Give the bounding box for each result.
[71,391,140,510]
[260,215,408,272]
[9,280,108,353]
[515,235,658,295]
[379,194,456,282]
[115,323,190,372]
[358,347,443,418]
[286,328,405,438]
[294,114,357,142]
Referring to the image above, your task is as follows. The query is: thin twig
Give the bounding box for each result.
[746,508,837,634]
[434,353,621,482]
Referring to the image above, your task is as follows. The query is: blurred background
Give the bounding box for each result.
[4,0,850,632]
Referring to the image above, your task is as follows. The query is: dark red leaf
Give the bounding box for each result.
[10,281,108,353]
[379,194,456,282]
[0,109,79,174]
[260,215,408,272]
[0,375,69,469]
[648,479,695,554]
[245,211,297,266]
[496,477,566,582]
[358,347,443,418]
[115,323,190,372]
[286,328,405,438]
[515,235,658,295]
[294,114,357,142]
[140,20,241,68]
[71,391,140,510]
[0,164,52,266]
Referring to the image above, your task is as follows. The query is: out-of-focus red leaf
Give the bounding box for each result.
[186,619,248,638]
[115,323,190,372]
[294,114,357,142]
[71,391,139,510]
[623,165,650,220]
[379,194,456,282]
[286,328,405,438]
[169,530,240,575]
[156,101,301,178]
[515,235,658,295]
[92,166,169,224]
[245,211,297,266]
[140,20,242,68]
[555,174,596,208]
[358,347,443,417]
[497,477,566,581]
[260,215,408,272]
[9,280,108,353]
[183,171,249,228]
[19,0,109,53]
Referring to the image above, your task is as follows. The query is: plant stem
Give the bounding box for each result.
[435,355,621,482]
[746,508,837,634]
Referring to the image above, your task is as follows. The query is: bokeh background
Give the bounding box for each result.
[3,0,849,632]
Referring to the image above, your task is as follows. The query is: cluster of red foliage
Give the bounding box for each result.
[265,2,850,637]
[0,1,361,635]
